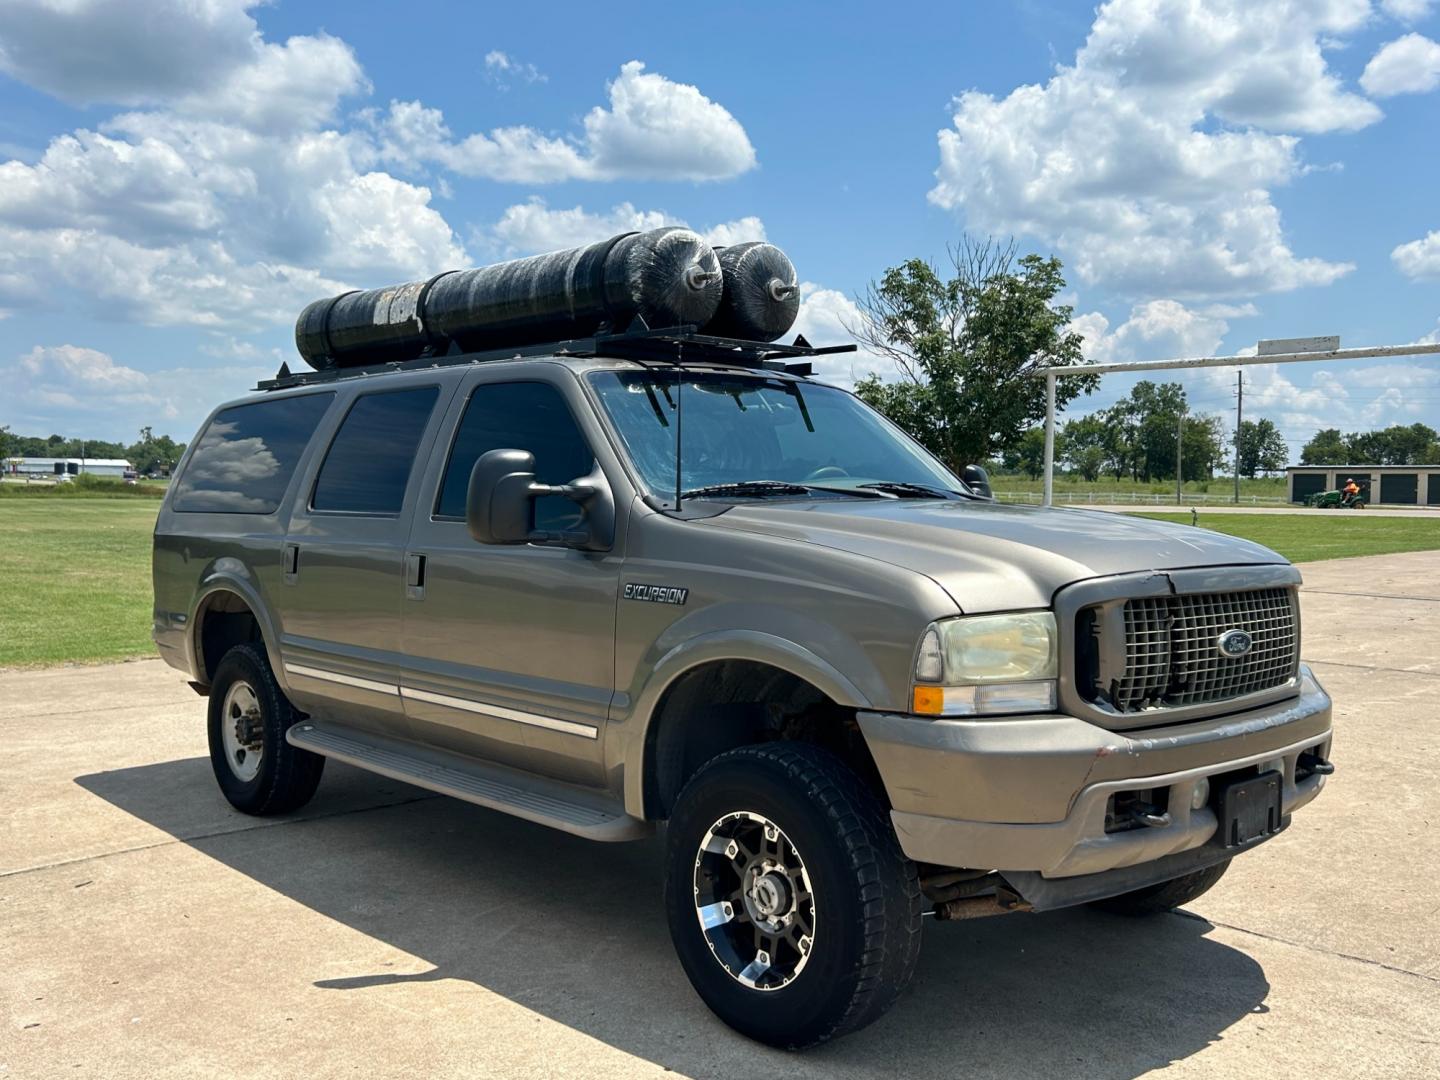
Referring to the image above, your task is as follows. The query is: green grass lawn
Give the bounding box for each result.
[993,474,1287,498]
[1133,512,1440,563]
[1,498,1435,668]
[0,499,159,666]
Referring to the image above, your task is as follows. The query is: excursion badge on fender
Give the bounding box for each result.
[1217,628,1253,658]
[624,582,689,606]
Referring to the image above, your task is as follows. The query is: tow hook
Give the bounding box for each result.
[1130,804,1172,828]
[933,885,1032,921]
[1298,751,1336,776]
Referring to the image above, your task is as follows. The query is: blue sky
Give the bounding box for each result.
[2,0,1438,460]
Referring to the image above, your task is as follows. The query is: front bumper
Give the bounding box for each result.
[858,665,1332,879]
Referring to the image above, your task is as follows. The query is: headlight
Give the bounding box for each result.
[912,612,1058,717]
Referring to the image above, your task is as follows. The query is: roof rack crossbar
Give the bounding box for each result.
[256,326,854,391]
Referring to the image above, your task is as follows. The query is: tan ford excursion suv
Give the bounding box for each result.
[154,321,1332,1048]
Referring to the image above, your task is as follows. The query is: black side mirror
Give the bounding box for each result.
[961,464,993,500]
[466,449,614,551]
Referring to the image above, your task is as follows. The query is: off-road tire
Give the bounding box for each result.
[664,742,922,1049]
[207,643,324,815]
[1089,858,1231,916]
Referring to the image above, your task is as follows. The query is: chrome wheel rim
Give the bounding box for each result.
[220,681,264,783]
[693,811,815,991]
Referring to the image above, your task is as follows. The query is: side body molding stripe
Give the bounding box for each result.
[283,662,598,739]
[286,663,399,697]
[401,687,599,739]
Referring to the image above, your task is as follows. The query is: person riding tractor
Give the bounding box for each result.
[1342,478,1361,506]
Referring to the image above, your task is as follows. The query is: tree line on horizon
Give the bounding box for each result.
[0,426,186,476]
[1298,423,1439,467]
[847,235,1433,483]
[6,236,1433,487]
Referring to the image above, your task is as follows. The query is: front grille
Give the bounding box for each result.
[1101,587,1298,712]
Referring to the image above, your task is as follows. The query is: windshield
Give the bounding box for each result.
[587,370,963,499]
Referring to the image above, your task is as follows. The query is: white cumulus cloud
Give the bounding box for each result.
[0,1,366,130]
[0,112,465,327]
[481,199,765,256]
[6,344,270,431]
[1361,33,1440,96]
[0,0,262,106]
[1381,0,1436,22]
[375,61,756,183]
[1392,229,1440,278]
[790,284,904,388]
[0,4,463,329]
[1071,299,1243,366]
[930,0,1377,299]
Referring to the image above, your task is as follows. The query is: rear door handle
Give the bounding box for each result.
[405,552,426,600]
[282,543,300,584]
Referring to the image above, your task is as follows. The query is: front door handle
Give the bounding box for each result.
[405,552,426,600]
[282,543,300,584]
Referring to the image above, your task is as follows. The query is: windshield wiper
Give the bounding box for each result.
[678,480,889,501]
[857,481,962,500]
[679,481,816,500]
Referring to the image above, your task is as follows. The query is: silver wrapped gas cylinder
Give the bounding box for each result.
[295,227,724,370]
[702,242,800,342]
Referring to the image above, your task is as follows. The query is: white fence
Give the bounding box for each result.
[994,491,1290,507]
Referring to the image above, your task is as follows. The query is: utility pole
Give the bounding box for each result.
[1176,406,1185,505]
[1233,371,1243,504]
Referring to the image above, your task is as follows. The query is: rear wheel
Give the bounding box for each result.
[207,643,324,815]
[664,742,922,1049]
[1088,859,1231,916]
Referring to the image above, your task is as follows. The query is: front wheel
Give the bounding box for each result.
[664,743,922,1049]
[1088,859,1231,916]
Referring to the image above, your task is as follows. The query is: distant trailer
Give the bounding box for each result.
[9,457,134,478]
[1286,465,1440,507]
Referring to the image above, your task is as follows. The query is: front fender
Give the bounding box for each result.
[616,627,874,819]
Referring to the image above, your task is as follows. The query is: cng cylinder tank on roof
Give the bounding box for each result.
[294,227,725,370]
[701,242,800,343]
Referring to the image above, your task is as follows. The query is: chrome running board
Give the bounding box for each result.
[287,721,649,842]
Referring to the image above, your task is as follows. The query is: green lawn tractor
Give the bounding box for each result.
[1306,488,1367,509]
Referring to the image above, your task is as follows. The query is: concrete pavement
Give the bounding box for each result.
[3,552,1439,1078]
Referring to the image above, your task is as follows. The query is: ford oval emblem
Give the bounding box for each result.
[1217,629,1253,658]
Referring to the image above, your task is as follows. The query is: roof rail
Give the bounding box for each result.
[255,325,856,392]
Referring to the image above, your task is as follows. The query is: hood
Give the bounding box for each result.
[699,499,1287,612]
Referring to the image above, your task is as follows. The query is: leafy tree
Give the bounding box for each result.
[1002,427,1052,479]
[1181,415,1227,481]
[126,432,185,475]
[1300,428,1348,465]
[1348,423,1438,465]
[1300,423,1439,466]
[1091,381,1224,481]
[850,237,1098,472]
[1060,415,1111,481]
[1236,418,1288,477]
[5,429,186,473]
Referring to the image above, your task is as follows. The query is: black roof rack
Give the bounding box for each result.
[255,325,856,392]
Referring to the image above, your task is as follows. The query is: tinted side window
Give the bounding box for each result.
[312,387,440,514]
[173,393,333,513]
[437,382,594,529]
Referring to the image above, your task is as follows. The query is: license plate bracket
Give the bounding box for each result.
[1215,770,1283,849]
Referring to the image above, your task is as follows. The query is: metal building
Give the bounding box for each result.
[6,457,135,478]
[1286,465,1440,507]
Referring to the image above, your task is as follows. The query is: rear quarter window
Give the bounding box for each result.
[173,394,333,513]
[311,387,439,515]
